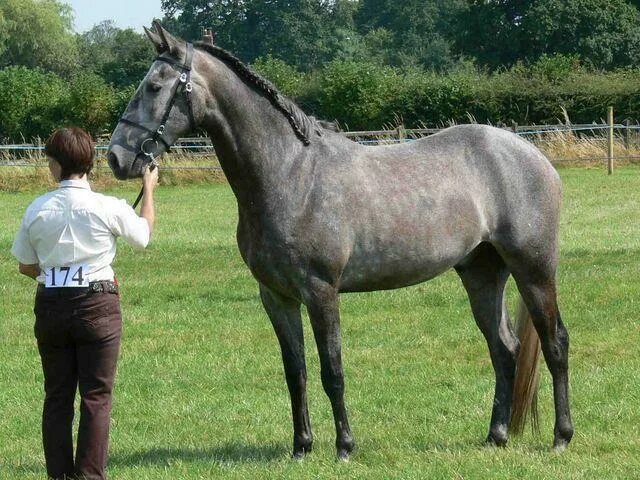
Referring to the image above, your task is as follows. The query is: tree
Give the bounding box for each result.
[0,9,7,58]
[307,59,401,129]
[454,0,529,69]
[251,55,306,97]
[78,21,155,88]
[0,66,68,141]
[160,0,359,70]
[456,0,640,70]
[520,0,640,69]
[0,0,79,76]
[66,72,117,136]
[354,0,467,69]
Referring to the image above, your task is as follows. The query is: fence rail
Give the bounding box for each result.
[2,117,640,173]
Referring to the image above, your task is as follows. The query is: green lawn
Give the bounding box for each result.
[1,168,639,479]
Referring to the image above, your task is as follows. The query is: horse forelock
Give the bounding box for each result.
[193,42,320,145]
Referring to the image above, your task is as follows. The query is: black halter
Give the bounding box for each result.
[120,42,196,208]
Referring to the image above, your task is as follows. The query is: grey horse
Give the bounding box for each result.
[107,22,573,460]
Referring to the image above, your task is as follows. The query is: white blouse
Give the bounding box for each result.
[11,179,150,284]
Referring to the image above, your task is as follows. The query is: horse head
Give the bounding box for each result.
[107,21,205,179]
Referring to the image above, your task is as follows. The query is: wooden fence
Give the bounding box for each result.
[3,110,640,174]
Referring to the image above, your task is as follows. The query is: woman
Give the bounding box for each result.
[11,127,158,480]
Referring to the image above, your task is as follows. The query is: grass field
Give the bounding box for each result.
[1,168,639,479]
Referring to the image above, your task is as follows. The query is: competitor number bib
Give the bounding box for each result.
[45,264,90,288]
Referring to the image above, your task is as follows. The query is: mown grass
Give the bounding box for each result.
[1,168,639,479]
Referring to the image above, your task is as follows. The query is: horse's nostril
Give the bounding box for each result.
[107,151,129,180]
[106,151,118,167]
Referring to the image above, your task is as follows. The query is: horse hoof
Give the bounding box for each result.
[485,437,507,448]
[292,440,313,460]
[553,438,569,453]
[553,424,573,452]
[292,448,311,460]
[292,447,312,460]
[336,437,355,461]
[485,428,508,447]
[337,449,351,462]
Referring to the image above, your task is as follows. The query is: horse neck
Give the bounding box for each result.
[198,55,308,207]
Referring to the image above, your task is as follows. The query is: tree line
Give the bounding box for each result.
[2,0,640,141]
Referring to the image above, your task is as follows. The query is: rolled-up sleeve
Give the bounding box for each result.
[11,216,39,264]
[109,199,151,250]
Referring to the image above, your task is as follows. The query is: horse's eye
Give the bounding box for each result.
[148,83,162,93]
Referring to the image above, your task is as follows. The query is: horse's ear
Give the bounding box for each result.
[144,24,166,54]
[153,20,181,57]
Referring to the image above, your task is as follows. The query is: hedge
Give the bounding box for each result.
[3,59,640,142]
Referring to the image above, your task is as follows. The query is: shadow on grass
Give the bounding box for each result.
[110,442,287,466]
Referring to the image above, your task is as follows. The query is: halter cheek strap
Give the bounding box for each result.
[119,42,196,167]
[118,42,195,209]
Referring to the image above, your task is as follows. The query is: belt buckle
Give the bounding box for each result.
[91,283,102,293]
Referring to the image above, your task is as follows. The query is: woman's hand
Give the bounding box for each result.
[140,165,158,235]
[143,165,159,192]
[18,263,40,280]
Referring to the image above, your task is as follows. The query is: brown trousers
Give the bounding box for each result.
[34,287,122,480]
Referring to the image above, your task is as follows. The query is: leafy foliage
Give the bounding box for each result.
[296,58,640,130]
[4,0,640,140]
[0,0,79,76]
[0,67,118,141]
[251,55,306,97]
[0,9,7,59]
[160,0,471,70]
[161,0,358,71]
[304,60,400,129]
[5,56,640,141]
[0,66,68,140]
[78,21,155,88]
[65,72,117,136]
[355,0,467,69]
[458,0,640,69]
[522,0,640,69]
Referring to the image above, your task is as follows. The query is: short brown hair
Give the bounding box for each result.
[45,128,96,180]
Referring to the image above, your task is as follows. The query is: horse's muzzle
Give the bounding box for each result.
[107,149,145,179]
[107,151,129,180]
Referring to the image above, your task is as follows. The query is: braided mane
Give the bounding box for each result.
[194,42,321,145]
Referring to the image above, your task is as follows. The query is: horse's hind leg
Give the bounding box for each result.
[259,284,313,458]
[509,270,574,450]
[305,279,354,460]
[455,243,519,446]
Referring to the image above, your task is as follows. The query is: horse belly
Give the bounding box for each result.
[339,219,481,293]
[334,166,488,292]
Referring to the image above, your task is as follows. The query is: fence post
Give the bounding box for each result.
[397,124,406,142]
[607,107,614,175]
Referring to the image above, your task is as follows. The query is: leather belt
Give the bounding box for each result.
[37,280,119,297]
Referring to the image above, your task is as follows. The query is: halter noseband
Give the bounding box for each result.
[119,42,196,208]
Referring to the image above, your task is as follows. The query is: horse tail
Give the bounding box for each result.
[510,298,541,435]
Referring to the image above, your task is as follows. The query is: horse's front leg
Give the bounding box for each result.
[259,284,313,458]
[305,280,355,460]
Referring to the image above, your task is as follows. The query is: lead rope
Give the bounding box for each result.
[132,161,157,210]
